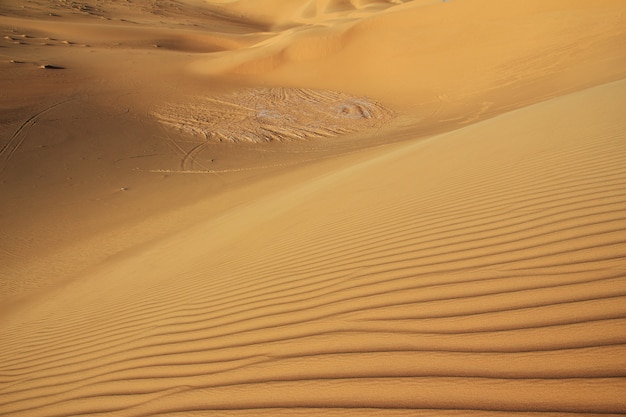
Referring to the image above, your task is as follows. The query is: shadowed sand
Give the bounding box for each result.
[1,0,626,416]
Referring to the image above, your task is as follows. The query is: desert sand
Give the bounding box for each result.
[1,0,626,415]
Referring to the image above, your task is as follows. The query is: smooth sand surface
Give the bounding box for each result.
[1,0,626,415]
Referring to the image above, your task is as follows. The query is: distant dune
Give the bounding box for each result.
[1,1,626,416]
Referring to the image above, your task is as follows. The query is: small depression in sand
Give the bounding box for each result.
[153,87,394,143]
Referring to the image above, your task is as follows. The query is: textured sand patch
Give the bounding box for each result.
[153,87,394,143]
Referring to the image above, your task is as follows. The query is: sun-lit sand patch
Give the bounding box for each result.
[153,87,394,143]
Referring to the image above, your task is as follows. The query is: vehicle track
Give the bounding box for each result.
[180,140,211,171]
[0,100,72,176]
[152,87,394,144]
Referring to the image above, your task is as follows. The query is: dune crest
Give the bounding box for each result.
[196,0,626,114]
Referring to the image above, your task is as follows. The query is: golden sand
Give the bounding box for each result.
[1,1,626,415]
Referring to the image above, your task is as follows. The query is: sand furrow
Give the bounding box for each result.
[2,275,625,384]
[2,253,623,351]
[6,378,626,416]
[204,178,626,272]
[219,200,626,278]
[6,344,626,396]
[2,256,623,359]
[8,342,626,393]
[3,244,620,334]
[122,411,626,417]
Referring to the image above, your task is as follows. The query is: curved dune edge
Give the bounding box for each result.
[1,77,625,415]
[191,0,626,113]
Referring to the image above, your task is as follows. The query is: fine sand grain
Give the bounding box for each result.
[1,0,626,416]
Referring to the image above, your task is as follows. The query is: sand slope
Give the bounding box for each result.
[1,76,626,416]
[1,0,626,415]
[1,0,625,302]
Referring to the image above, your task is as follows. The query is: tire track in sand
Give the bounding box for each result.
[0,100,72,176]
[152,87,394,144]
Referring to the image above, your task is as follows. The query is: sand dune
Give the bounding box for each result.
[1,0,626,415]
[2,77,625,416]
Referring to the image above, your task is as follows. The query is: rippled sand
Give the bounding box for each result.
[1,1,626,416]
